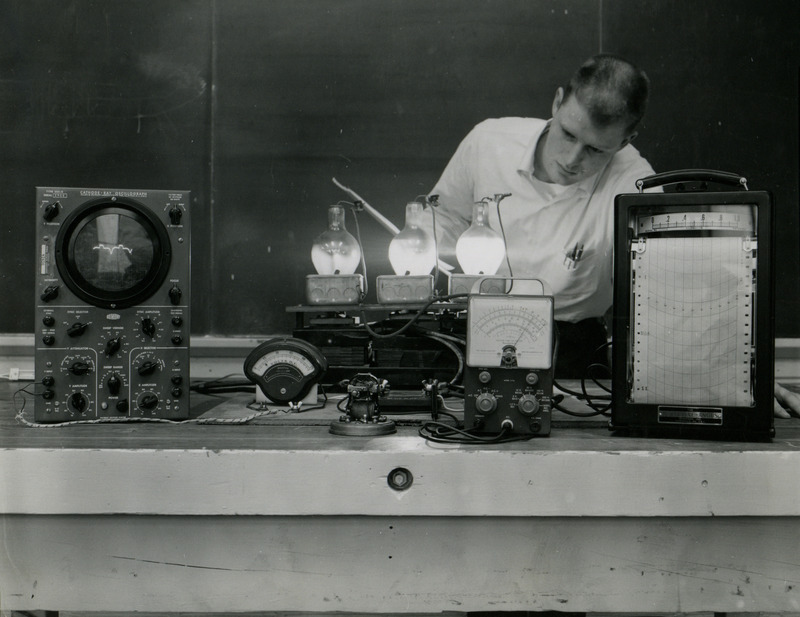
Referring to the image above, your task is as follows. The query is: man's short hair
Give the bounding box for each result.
[564,54,650,134]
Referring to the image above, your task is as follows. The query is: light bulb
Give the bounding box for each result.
[388,201,436,275]
[311,205,361,275]
[455,201,506,275]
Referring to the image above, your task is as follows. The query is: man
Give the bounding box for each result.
[425,54,652,377]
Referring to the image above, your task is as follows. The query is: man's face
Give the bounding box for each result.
[537,88,635,185]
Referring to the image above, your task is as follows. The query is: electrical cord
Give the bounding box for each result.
[343,199,370,301]
[552,341,613,417]
[419,329,465,386]
[419,419,538,444]
[360,292,469,339]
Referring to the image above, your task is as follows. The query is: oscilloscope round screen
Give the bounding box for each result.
[55,199,172,309]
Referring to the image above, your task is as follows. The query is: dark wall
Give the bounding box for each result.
[1,0,798,337]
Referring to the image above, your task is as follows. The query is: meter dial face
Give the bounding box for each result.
[467,295,553,369]
[243,338,327,404]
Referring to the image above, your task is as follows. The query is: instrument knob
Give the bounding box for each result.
[168,284,182,306]
[69,360,91,376]
[40,284,59,302]
[169,206,183,225]
[107,373,122,396]
[67,322,89,337]
[475,392,498,414]
[137,360,159,376]
[517,394,540,416]
[105,336,122,356]
[141,317,156,338]
[43,202,60,221]
[69,392,88,413]
[138,393,159,411]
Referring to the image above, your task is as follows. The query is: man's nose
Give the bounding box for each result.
[563,144,585,168]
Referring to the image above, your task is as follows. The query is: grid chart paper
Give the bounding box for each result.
[631,236,755,406]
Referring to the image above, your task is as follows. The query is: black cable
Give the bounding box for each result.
[419,420,537,444]
[190,374,254,395]
[494,194,514,293]
[552,340,613,417]
[345,200,369,300]
[360,292,469,339]
[420,194,441,290]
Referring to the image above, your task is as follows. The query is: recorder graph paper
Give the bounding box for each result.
[631,236,754,406]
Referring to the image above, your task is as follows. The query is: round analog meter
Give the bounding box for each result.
[243,337,328,404]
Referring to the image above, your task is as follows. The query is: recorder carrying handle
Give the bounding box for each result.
[636,169,748,193]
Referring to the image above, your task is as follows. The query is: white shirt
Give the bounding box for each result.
[425,117,655,322]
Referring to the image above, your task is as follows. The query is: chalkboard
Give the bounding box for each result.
[1,0,798,338]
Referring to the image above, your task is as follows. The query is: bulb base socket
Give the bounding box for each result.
[376,274,434,304]
[305,274,364,305]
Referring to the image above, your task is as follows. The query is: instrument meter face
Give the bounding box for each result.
[243,338,327,404]
[466,295,554,369]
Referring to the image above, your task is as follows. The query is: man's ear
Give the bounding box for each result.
[551,87,565,116]
[620,131,638,149]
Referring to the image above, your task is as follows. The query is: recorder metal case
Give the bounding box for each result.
[610,170,775,440]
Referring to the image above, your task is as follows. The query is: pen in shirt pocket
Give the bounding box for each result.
[563,242,584,270]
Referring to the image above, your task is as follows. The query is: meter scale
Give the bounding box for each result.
[636,210,755,234]
[467,296,553,369]
[472,308,548,344]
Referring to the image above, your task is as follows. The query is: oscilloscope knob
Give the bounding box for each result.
[141,317,156,338]
[138,393,159,411]
[106,373,122,396]
[137,360,160,377]
[66,322,89,337]
[105,336,122,356]
[169,206,183,225]
[40,284,59,302]
[68,360,92,376]
[68,392,88,413]
[168,284,183,305]
[43,201,60,221]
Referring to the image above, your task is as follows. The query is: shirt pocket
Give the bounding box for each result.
[543,245,611,308]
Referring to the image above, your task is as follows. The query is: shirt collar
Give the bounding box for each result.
[516,119,598,196]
